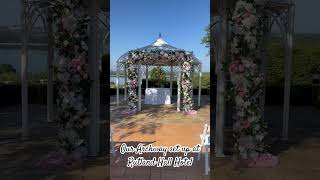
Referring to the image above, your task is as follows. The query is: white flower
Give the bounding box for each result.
[243,101,251,108]
[242,15,258,29]
[244,33,257,49]
[255,134,264,141]
[236,110,245,117]
[254,124,260,131]
[230,74,242,84]
[242,58,253,68]
[235,95,244,106]
[81,41,88,50]
[248,116,258,122]
[63,40,69,47]
[57,72,70,83]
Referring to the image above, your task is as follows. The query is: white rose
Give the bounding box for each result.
[235,95,244,106]
[248,116,258,122]
[254,124,260,131]
[244,101,251,108]
[63,40,69,47]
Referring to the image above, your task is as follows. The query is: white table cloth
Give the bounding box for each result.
[145,88,171,105]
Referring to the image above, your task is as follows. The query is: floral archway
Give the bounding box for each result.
[116,36,202,114]
[50,0,90,153]
[220,0,294,167]
[229,0,269,161]
[30,0,109,169]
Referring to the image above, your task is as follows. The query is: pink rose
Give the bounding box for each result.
[238,64,244,73]
[229,61,239,74]
[238,85,246,97]
[241,120,250,129]
[70,57,82,72]
[243,12,252,18]
[181,80,187,86]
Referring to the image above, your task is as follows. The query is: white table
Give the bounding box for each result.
[144,88,171,105]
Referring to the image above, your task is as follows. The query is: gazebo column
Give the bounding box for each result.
[170,65,173,97]
[177,66,181,111]
[146,65,149,88]
[260,32,269,120]
[21,0,29,139]
[138,63,142,111]
[47,14,54,122]
[198,64,202,107]
[124,67,127,101]
[215,0,228,157]
[191,67,194,102]
[88,0,100,156]
[116,62,119,106]
[282,5,295,140]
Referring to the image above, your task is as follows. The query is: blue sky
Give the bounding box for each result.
[110,0,210,72]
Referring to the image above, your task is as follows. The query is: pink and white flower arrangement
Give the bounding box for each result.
[51,0,90,155]
[228,0,270,161]
[124,50,196,112]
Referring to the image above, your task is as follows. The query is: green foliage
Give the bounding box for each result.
[267,38,320,86]
[0,64,16,74]
[0,72,18,82]
[193,72,210,89]
[28,72,48,83]
[0,64,17,83]
[149,67,167,86]
[201,25,210,49]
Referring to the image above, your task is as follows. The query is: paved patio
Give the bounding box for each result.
[0,105,107,180]
[110,96,211,179]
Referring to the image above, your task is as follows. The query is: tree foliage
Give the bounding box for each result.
[267,38,320,86]
[0,72,17,82]
[201,25,210,49]
[193,72,210,89]
[0,64,17,82]
[0,64,16,74]
[149,67,166,86]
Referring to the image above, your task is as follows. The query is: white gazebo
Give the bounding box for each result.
[115,35,203,112]
[212,0,295,157]
[19,0,108,156]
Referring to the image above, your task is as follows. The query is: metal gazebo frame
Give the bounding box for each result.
[212,0,295,157]
[19,0,108,156]
[115,35,203,112]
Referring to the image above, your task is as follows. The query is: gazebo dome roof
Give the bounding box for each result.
[152,37,168,46]
[137,36,179,52]
[117,35,201,67]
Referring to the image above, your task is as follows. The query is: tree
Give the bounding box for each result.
[201,25,210,49]
[0,64,16,74]
[150,67,166,87]
[0,72,17,82]
[0,64,17,82]
[193,72,210,89]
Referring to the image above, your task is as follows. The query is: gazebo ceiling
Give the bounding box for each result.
[117,36,202,67]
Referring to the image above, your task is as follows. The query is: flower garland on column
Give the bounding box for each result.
[181,55,195,112]
[229,0,271,162]
[125,53,138,111]
[51,0,90,153]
